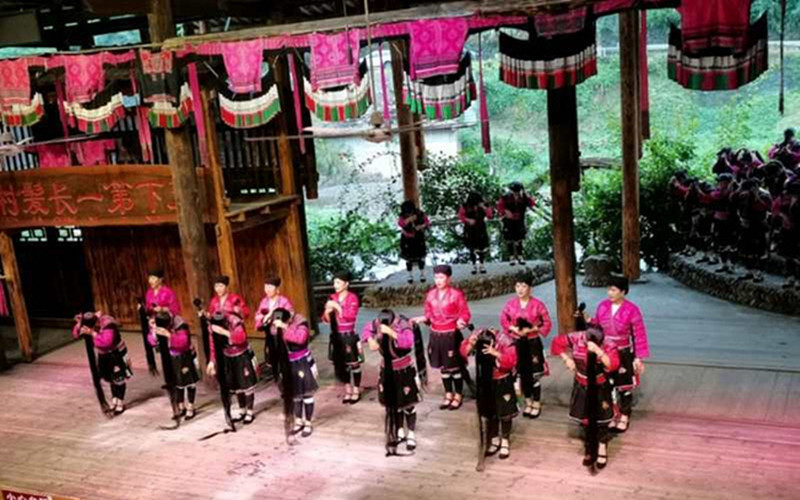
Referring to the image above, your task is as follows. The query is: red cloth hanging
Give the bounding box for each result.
[678,0,752,54]
[478,34,491,154]
[287,53,306,155]
[640,11,650,140]
[379,42,391,124]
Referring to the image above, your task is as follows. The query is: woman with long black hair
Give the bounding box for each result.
[398,200,432,283]
[363,309,423,455]
[458,191,494,274]
[552,319,619,469]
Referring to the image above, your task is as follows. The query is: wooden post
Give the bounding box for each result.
[0,232,33,361]
[201,90,239,290]
[390,40,420,207]
[619,10,641,281]
[273,54,315,325]
[639,10,651,141]
[546,88,579,334]
[148,0,212,349]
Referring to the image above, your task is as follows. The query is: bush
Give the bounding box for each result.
[306,209,397,282]
[574,133,698,270]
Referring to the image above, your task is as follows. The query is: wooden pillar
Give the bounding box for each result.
[148,0,212,331]
[619,10,641,281]
[546,88,579,334]
[0,232,33,362]
[639,10,651,141]
[390,40,420,207]
[273,54,315,325]
[201,90,239,290]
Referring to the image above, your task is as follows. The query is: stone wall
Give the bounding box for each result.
[362,261,554,307]
[667,254,800,316]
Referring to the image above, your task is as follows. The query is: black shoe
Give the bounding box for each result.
[406,437,416,451]
[301,424,313,437]
[471,268,477,275]
[595,453,608,469]
[509,260,516,267]
[420,276,427,283]
[407,277,413,284]
[185,407,196,420]
[485,441,500,457]
[231,412,244,422]
[582,454,595,467]
[243,412,255,424]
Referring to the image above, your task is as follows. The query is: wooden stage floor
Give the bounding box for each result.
[2,274,800,500]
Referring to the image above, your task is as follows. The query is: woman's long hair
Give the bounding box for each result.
[584,326,604,462]
[327,311,349,384]
[378,309,400,453]
[271,308,295,441]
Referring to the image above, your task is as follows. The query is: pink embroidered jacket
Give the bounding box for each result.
[397,214,431,238]
[72,315,124,354]
[551,332,620,386]
[270,314,311,361]
[590,299,649,359]
[147,315,192,355]
[209,314,249,361]
[499,296,552,339]
[145,285,182,316]
[424,286,471,332]
[459,330,517,380]
[322,291,360,333]
[209,293,250,320]
[255,295,295,328]
[497,193,535,220]
[361,316,415,370]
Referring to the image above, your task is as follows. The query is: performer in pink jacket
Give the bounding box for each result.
[584,275,649,433]
[412,264,471,411]
[499,274,552,418]
[144,268,182,317]
[72,312,132,414]
[322,271,363,404]
[150,311,200,419]
[460,328,518,459]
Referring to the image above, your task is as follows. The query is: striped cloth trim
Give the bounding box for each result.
[218,84,281,129]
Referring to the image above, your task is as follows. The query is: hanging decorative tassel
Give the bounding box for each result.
[779,0,786,115]
[379,42,391,124]
[478,33,491,154]
[287,52,306,154]
[640,11,650,140]
[188,63,209,166]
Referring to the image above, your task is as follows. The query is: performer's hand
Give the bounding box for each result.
[155,327,170,338]
[468,333,478,346]
[509,325,520,335]
[367,338,380,351]
[273,319,287,330]
[410,316,427,325]
[379,324,396,338]
[586,341,603,355]
[482,344,499,358]
[210,324,229,337]
[633,358,645,376]
[563,357,576,373]
[456,319,467,330]
[80,326,92,336]
[206,362,216,376]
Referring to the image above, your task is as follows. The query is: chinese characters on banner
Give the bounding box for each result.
[0,165,211,229]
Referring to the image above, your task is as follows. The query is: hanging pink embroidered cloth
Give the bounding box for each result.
[33,144,72,168]
[407,18,468,80]
[72,139,116,166]
[310,30,362,90]
[534,7,588,37]
[679,0,752,54]
[47,51,135,103]
[0,57,45,105]
[220,39,266,93]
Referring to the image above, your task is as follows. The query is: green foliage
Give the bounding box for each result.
[306,209,397,282]
[419,152,504,218]
[574,133,698,270]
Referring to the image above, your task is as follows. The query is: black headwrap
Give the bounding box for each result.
[516,273,534,287]
[148,268,165,279]
[214,275,230,286]
[264,276,282,287]
[333,271,352,283]
[432,264,452,276]
[608,274,630,294]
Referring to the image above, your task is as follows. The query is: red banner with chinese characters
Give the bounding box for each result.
[0,165,213,229]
